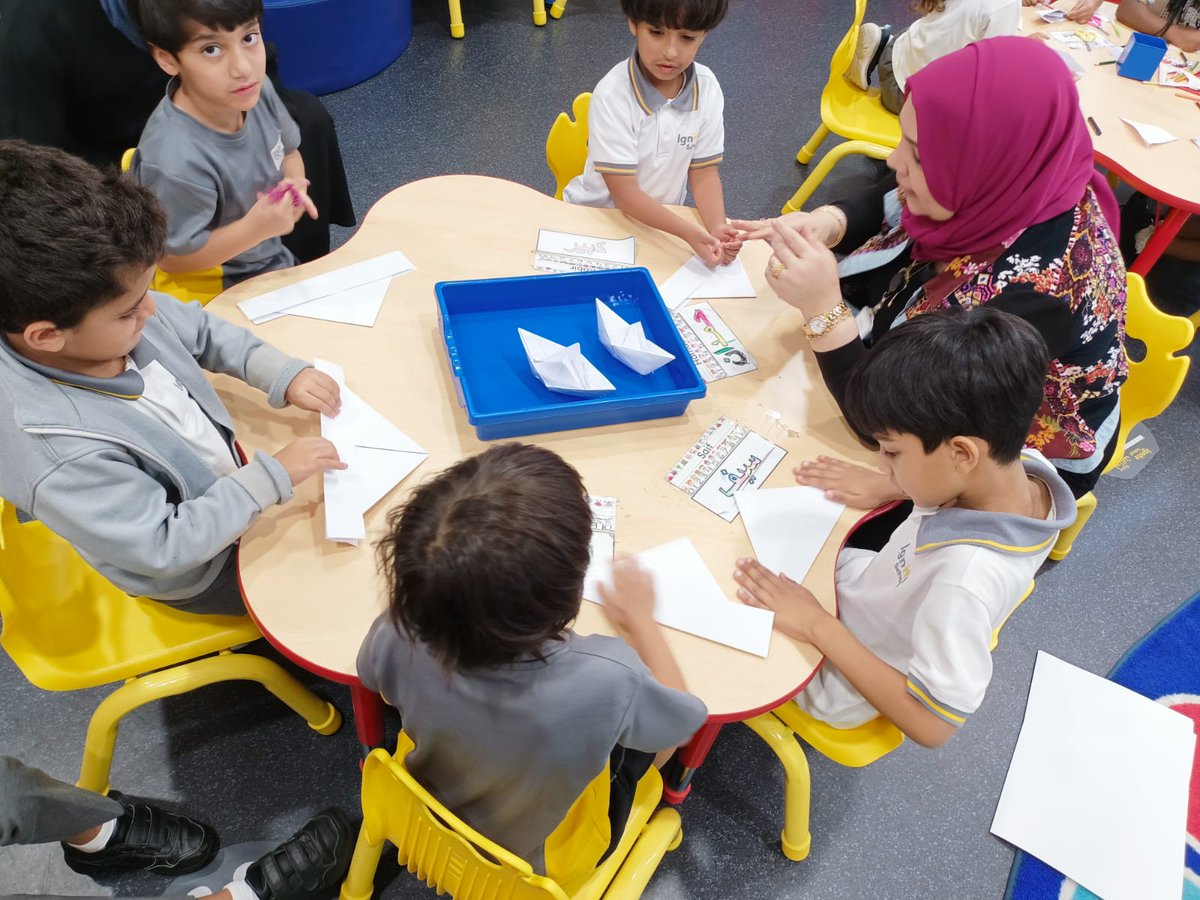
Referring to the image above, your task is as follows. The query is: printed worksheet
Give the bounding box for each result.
[666,417,786,522]
[533,229,637,272]
[588,496,616,564]
[671,303,757,382]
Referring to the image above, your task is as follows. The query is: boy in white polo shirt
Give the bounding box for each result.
[733,308,1076,748]
[563,0,737,267]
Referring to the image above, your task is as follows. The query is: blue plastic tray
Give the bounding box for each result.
[436,268,706,440]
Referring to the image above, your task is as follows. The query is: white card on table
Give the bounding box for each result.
[735,487,846,583]
[533,229,636,272]
[1121,118,1177,146]
[689,258,757,299]
[671,302,757,382]
[658,255,713,310]
[584,537,774,656]
[666,417,786,522]
[287,278,391,328]
[238,251,415,325]
[991,651,1195,900]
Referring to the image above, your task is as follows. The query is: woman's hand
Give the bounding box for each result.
[764,221,842,316]
[794,456,906,508]
[732,208,842,245]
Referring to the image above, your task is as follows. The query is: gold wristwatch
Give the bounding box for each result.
[803,301,852,339]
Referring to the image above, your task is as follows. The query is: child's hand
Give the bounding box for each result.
[597,559,658,636]
[273,436,347,486]
[794,455,905,508]
[285,368,341,417]
[712,223,743,265]
[733,558,831,643]
[764,222,841,317]
[1065,0,1102,21]
[247,188,299,240]
[273,178,320,222]
[688,228,723,267]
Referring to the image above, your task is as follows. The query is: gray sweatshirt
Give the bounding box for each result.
[0,293,306,602]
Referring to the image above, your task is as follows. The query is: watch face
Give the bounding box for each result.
[810,317,828,335]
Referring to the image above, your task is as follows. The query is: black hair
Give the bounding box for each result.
[620,0,729,31]
[0,141,166,334]
[377,443,593,672]
[841,306,1050,463]
[126,0,263,53]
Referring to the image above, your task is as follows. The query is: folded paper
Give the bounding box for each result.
[595,299,675,375]
[518,328,616,397]
[315,359,428,545]
[238,251,414,325]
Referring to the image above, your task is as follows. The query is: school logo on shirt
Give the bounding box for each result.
[271,134,285,170]
[676,133,697,150]
[893,543,912,586]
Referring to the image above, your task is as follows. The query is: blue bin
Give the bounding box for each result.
[263,0,412,95]
[1117,32,1167,81]
[436,269,707,440]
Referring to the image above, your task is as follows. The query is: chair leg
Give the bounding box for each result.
[447,0,464,38]
[77,651,341,793]
[549,0,567,18]
[604,808,682,898]
[796,123,830,165]
[533,0,547,25]
[1048,491,1098,562]
[339,821,385,900]
[783,139,894,214]
[742,713,812,861]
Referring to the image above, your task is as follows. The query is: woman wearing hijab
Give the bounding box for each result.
[737,37,1126,505]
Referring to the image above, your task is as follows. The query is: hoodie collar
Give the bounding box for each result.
[627,51,699,115]
[913,451,1077,557]
[0,334,155,400]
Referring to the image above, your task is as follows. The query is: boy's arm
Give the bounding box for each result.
[597,560,688,692]
[1117,0,1200,50]
[604,173,722,265]
[689,166,741,264]
[157,191,297,273]
[733,559,957,748]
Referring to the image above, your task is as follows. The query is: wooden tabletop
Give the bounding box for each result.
[207,175,875,720]
[1022,6,1200,211]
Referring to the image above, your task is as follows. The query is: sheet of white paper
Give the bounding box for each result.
[658,256,713,310]
[1040,8,1066,22]
[595,299,675,375]
[315,359,428,545]
[689,258,757,299]
[991,651,1195,900]
[287,278,391,327]
[518,328,616,396]
[238,251,414,324]
[584,537,775,656]
[1192,136,1200,149]
[1121,117,1177,146]
[736,487,846,583]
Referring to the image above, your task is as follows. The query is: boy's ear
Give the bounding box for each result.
[627,17,638,37]
[21,322,67,353]
[947,435,983,473]
[149,44,182,77]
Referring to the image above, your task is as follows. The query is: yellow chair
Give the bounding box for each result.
[121,148,224,306]
[783,0,901,214]
[341,734,682,900]
[1049,272,1195,559]
[447,0,568,38]
[0,500,341,794]
[546,93,591,200]
[744,579,1035,860]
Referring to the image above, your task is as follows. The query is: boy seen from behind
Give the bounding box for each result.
[357,443,707,889]
[129,0,316,287]
[0,141,345,615]
[734,308,1076,747]
[563,0,739,267]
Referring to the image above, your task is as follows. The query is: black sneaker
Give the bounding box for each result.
[244,808,354,900]
[62,791,219,875]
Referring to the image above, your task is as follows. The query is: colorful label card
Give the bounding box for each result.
[666,417,786,522]
[671,303,757,382]
[533,229,637,272]
[588,495,616,564]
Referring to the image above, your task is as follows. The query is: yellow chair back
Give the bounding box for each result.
[341,734,682,900]
[121,148,223,306]
[546,93,591,201]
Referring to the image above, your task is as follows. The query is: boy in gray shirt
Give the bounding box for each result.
[358,444,708,885]
[129,0,317,287]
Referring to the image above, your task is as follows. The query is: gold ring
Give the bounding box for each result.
[768,257,786,276]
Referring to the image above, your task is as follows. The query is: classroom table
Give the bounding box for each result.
[207,174,875,800]
[1022,6,1200,274]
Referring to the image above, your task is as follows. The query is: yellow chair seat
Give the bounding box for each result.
[0,501,341,793]
[546,93,591,201]
[772,701,903,768]
[341,734,682,900]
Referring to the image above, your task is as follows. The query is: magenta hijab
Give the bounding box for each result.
[901,36,1119,261]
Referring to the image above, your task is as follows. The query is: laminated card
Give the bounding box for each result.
[666,417,786,522]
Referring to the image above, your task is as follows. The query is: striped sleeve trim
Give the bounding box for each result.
[593,161,639,175]
[906,676,970,728]
[688,153,723,170]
